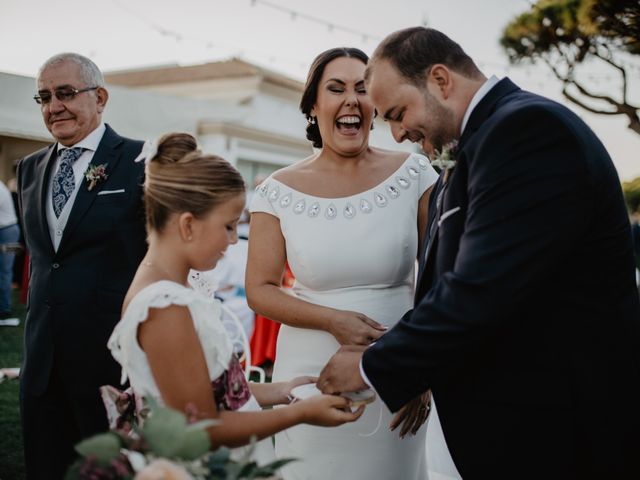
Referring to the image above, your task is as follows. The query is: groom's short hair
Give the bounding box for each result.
[367,27,482,86]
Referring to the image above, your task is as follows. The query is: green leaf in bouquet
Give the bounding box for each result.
[207,462,229,479]
[223,461,244,480]
[208,446,231,464]
[173,424,211,460]
[245,458,297,478]
[64,461,83,480]
[74,432,122,465]
[142,406,188,457]
[207,446,231,477]
[236,460,259,478]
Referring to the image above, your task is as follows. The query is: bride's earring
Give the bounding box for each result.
[308,116,316,125]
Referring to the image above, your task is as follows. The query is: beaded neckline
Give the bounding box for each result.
[264,153,427,201]
[256,154,431,221]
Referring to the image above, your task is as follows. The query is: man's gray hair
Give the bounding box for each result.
[38,53,105,87]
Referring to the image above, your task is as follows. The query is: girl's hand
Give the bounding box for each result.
[329,310,387,346]
[389,390,431,438]
[295,394,365,427]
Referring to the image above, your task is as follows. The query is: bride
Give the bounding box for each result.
[246,47,460,479]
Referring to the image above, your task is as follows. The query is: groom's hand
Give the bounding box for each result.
[317,346,368,394]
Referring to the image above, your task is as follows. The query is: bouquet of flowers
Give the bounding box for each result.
[65,398,293,479]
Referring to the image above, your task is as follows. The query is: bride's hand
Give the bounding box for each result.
[251,375,317,407]
[276,375,318,405]
[329,310,387,346]
[389,390,431,438]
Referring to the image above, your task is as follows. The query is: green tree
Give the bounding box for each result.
[500,0,640,135]
[623,176,640,213]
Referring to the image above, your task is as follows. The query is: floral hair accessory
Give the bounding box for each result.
[85,163,108,191]
[133,139,159,165]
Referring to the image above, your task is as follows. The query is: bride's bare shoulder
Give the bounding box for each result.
[271,154,318,185]
[370,147,417,169]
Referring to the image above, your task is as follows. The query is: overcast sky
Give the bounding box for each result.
[2,0,638,180]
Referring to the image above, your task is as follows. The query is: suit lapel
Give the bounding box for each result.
[414,79,520,302]
[415,234,438,302]
[58,125,123,252]
[415,176,444,298]
[415,176,451,302]
[36,145,57,255]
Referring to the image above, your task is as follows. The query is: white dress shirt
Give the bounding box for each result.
[358,75,501,392]
[46,122,106,251]
[0,181,18,229]
[460,75,500,135]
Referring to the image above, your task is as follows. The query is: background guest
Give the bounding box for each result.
[0,179,20,323]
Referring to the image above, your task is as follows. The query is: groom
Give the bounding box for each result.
[318,27,640,479]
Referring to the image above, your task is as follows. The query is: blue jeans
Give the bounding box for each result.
[0,223,20,314]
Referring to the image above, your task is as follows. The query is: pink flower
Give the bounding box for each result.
[134,459,194,480]
[85,163,109,191]
[211,355,250,411]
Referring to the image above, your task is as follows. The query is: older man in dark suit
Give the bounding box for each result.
[17,53,147,479]
[319,28,640,479]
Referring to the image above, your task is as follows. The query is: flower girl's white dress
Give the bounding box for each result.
[107,280,275,464]
[251,153,461,480]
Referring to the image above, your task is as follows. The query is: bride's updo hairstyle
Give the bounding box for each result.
[144,132,245,233]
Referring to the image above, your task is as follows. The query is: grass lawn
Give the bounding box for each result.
[0,290,26,479]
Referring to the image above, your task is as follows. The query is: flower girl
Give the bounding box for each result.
[107,132,363,454]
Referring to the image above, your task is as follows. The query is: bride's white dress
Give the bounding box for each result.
[251,153,461,480]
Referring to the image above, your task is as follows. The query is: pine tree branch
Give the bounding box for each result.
[561,86,620,115]
[592,48,629,103]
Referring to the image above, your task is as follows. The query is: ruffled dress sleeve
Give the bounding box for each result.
[107,281,233,402]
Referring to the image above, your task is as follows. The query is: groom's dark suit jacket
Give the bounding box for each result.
[17,124,146,404]
[363,79,640,479]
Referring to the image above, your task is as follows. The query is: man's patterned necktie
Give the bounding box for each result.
[52,147,84,218]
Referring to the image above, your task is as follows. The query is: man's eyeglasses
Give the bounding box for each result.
[33,86,99,105]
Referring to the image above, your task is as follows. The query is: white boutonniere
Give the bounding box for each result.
[430,140,458,182]
[85,163,108,191]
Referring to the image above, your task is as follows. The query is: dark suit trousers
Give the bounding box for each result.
[20,358,109,480]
